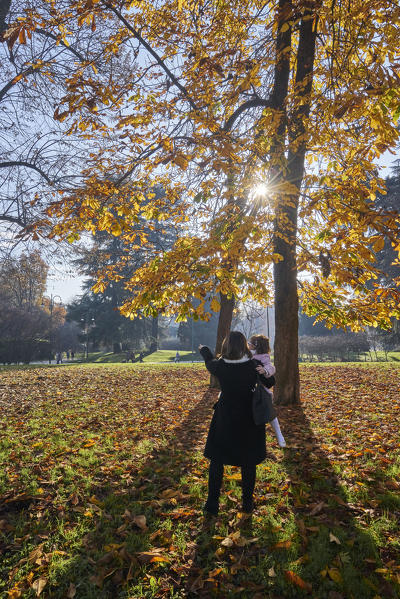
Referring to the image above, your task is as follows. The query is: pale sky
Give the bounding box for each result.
[46,269,85,305]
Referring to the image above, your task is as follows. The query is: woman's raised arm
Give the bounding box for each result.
[199,345,220,376]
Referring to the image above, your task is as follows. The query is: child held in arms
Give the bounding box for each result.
[248,334,286,448]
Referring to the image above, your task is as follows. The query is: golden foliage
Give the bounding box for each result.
[6,0,400,326]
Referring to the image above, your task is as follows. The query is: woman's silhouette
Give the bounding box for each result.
[199,331,275,515]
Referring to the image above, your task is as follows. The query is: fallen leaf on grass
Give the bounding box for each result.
[136,548,166,564]
[272,539,292,550]
[31,577,47,597]
[309,501,326,515]
[88,495,103,507]
[67,583,76,598]
[285,570,312,593]
[7,585,23,599]
[321,567,343,583]
[28,544,44,563]
[208,567,223,578]
[329,532,341,545]
[328,567,343,583]
[292,554,310,565]
[132,514,147,530]
[149,529,173,545]
[150,555,170,564]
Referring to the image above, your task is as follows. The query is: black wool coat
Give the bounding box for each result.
[200,346,275,466]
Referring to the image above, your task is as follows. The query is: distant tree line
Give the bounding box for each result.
[0,251,80,363]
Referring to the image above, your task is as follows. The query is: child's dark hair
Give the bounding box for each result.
[249,334,270,354]
[221,331,252,360]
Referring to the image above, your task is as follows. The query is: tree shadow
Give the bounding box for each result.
[6,387,219,598]
[182,398,400,599]
[3,376,399,599]
[271,401,400,598]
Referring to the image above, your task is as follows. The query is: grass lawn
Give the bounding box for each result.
[0,364,399,598]
[80,350,200,364]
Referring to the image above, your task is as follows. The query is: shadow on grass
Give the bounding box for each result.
[12,388,218,599]
[182,401,399,599]
[3,384,399,599]
[273,402,399,599]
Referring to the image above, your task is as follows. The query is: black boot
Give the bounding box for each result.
[241,464,256,514]
[203,500,219,516]
[204,461,223,516]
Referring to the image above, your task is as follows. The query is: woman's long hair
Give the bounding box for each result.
[221,331,252,360]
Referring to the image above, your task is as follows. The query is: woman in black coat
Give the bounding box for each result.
[199,331,275,515]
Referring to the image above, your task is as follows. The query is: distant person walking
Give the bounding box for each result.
[174,351,181,363]
[56,352,62,364]
[199,331,275,516]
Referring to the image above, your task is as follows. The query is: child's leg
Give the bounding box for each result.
[270,417,286,447]
[204,460,224,515]
[240,464,257,512]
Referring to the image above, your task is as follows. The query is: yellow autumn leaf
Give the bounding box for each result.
[284,570,312,593]
[373,237,385,252]
[174,154,188,170]
[210,297,220,312]
[111,221,122,236]
[150,555,170,563]
[328,567,343,583]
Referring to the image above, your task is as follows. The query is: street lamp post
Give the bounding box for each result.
[42,294,63,364]
[191,318,194,362]
[81,316,95,360]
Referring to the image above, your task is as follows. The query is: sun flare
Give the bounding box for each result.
[250,182,270,200]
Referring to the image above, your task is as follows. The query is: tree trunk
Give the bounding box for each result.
[273,3,318,405]
[274,212,300,404]
[150,314,158,352]
[215,292,235,355]
[210,292,235,388]
[0,0,11,34]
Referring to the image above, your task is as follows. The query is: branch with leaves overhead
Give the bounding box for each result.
[3,0,400,335]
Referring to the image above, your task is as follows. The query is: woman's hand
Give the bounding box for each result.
[256,365,266,375]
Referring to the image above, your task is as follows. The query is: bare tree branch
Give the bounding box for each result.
[0,161,53,184]
[0,66,35,102]
[223,98,272,132]
[102,1,198,112]
[0,214,26,227]
[35,28,86,63]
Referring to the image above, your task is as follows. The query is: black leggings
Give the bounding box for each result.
[207,460,256,509]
